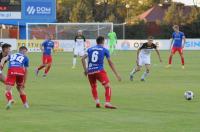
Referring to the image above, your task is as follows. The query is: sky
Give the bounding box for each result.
[173,0,200,6]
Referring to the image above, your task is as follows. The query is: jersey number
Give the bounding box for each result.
[10,55,25,63]
[91,51,99,62]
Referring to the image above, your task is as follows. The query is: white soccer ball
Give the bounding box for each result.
[184,91,194,100]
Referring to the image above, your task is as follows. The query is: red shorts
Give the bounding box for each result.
[5,67,25,87]
[171,47,183,54]
[88,70,109,86]
[43,55,52,64]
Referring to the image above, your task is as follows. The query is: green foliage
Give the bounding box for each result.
[69,0,93,22]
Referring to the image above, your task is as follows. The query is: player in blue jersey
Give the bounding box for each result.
[0,46,29,109]
[35,34,55,77]
[81,36,121,109]
[167,25,186,69]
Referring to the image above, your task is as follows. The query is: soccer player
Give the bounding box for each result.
[0,43,11,83]
[35,34,54,77]
[0,46,29,109]
[129,36,162,81]
[167,25,186,69]
[72,30,86,69]
[81,36,121,109]
[108,30,117,54]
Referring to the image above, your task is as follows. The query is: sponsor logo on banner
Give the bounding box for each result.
[17,39,200,52]
[185,39,200,49]
[25,2,53,17]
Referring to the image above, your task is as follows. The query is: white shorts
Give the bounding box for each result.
[74,48,85,56]
[138,55,151,66]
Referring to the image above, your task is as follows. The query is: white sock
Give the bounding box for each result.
[95,99,100,104]
[73,58,77,67]
[130,68,136,76]
[105,102,111,106]
[141,72,149,79]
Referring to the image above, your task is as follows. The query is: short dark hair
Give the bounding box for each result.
[1,43,11,51]
[148,36,154,40]
[19,46,28,51]
[96,36,105,44]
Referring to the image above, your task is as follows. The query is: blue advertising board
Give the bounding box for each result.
[0,0,56,39]
[23,0,56,20]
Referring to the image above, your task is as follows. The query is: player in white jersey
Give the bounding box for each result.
[72,30,86,69]
[129,36,162,81]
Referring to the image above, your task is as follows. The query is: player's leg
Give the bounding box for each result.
[141,64,150,81]
[88,74,100,108]
[0,73,5,83]
[16,75,29,108]
[97,70,116,109]
[110,44,114,54]
[178,48,185,69]
[72,48,78,69]
[130,57,143,81]
[44,56,52,77]
[35,55,47,76]
[167,48,176,68]
[4,74,15,110]
[130,65,142,81]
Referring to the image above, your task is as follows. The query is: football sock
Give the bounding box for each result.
[181,56,185,65]
[91,84,98,100]
[20,94,27,104]
[95,99,100,104]
[130,68,136,76]
[38,65,45,71]
[5,91,13,102]
[169,56,173,65]
[105,86,111,103]
[141,71,149,79]
[73,58,77,67]
[45,65,51,74]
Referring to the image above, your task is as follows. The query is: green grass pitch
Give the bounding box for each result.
[0,51,199,132]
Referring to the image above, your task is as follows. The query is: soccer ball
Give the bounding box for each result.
[184,91,194,100]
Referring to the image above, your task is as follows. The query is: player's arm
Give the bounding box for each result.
[182,35,186,48]
[81,54,88,76]
[170,34,175,50]
[155,48,162,63]
[74,36,77,50]
[23,58,29,87]
[41,41,45,52]
[0,56,8,73]
[136,49,141,66]
[107,58,121,81]
[83,36,86,49]
[52,43,55,54]
[115,33,118,44]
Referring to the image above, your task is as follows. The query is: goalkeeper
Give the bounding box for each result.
[108,31,117,54]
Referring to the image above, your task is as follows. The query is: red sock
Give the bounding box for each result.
[181,56,185,65]
[91,84,98,100]
[38,65,45,71]
[105,86,111,102]
[45,65,51,74]
[20,94,27,104]
[5,91,13,102]
[169,56,173,65]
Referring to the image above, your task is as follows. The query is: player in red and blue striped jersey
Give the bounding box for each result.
[35,34,54,77]
[167,25,186,69]
[0,46,29,109]
[81,36,121,109]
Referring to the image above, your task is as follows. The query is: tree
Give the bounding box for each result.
[69,0,93,22]
[164,3,186,25]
